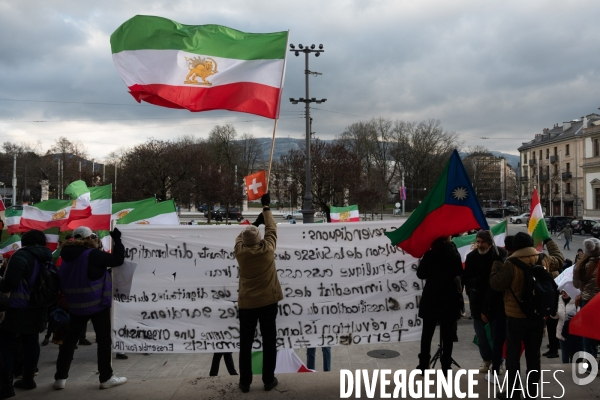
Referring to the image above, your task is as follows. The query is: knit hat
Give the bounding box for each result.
[512,232,534,251]
[73,226,93,239]
[241,226,261,246]
[504,235,515,252]
[583,238,600,257]
[476,230,493,245]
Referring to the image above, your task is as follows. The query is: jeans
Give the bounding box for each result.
[580,300,598,358]
[420,318,455,369]
[55,307,113,383]
[307,347,331,371]
[473,318,493,361]
[238,303,278,387]
[210,353,237,376]
[564,238,570,250]
[505,316,545,397]
[0,331,40,378]
[491,310,506,372]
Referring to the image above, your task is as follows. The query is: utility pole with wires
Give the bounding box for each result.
[289,43,327,224]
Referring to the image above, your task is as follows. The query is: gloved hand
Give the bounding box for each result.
[252,213,265,227]
[110,227,122,240]
[261,193,271,207]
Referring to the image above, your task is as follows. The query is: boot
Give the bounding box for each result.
[416,353,430,374]
[0,372,15,399]
[13,368,36,390]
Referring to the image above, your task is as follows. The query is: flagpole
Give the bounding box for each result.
[266,30,290,192]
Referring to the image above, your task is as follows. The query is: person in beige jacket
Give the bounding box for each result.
[234,193,283,393]
[489,232,564,399]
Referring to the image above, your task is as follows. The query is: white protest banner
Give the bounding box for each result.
[113,221,423,353]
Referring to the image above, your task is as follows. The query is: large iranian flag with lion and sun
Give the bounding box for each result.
[110,15,288,119]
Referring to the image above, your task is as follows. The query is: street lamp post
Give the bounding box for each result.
[289,43,326,224]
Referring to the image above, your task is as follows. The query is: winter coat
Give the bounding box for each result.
[416,241,463,322]
[573,256,600,302]
[464,247,507,319]
[59,237,125,281]
[553,297,578,341]
[235,210,283,309]
[558,226,572,240]
[0,245,53,334]
[490,239,564,319]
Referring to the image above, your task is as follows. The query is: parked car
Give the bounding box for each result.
[591,223,600,238]
[553,216,574,230]
[571,219,599,235]
[510,213,529,224]
[204,206,243,221]
[484,209,505,218]
[283,210,305,220]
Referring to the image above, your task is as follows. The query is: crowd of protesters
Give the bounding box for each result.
[417,224,599,399]
[0,226,126,399]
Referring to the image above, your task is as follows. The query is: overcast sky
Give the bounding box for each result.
[1,0,599,160]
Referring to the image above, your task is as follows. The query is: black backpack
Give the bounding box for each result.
[22,248,61,307]
[509,255,558,318]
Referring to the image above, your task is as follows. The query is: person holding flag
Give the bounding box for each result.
[234,193,282,393]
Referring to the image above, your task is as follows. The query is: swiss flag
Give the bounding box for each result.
[245,171,266,201]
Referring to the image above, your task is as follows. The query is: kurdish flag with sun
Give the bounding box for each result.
[385,150,489,258]
[110,15,288,119]
[527,188,550,251]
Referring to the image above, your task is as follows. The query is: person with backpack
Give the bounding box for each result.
[572,238,600,364]
[53,226,126,391]
[490,232,564,400]
[0,229,53,398]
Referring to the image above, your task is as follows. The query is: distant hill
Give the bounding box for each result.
[255,138,520,171]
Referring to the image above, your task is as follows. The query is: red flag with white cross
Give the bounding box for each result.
[245,171,266,201]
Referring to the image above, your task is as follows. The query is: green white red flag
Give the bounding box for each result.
[116,199,179,225]
[0,235,21,258]
[452,220,508,265]
[6,208,25,234]
[330,205,360,222]
[43,227,60,251]
[66,185,112,231]
[110,16,289,119]
[527,188,550,251]
[252,350,313,374]
[112,197,156,221]
[20,199,72,231]
[64,180,91,221]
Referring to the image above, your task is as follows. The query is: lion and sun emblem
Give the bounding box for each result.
[184,56,218,86]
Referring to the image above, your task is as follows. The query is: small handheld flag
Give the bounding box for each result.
[245,171,267,201]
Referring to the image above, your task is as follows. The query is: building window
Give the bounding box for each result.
[595,139,600,157]
[566,144,570,155]
[554,147,557,156]
[554,164,558,174]
[546,149,550,159]
[539,150,542,160]
[566,183,571,194]
[524,153,528,163]
[596,188,600,209]
[566,163,570,172]
[554,184,559,194]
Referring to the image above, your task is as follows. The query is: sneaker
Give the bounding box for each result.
[78,339,93,346]
[546,352,559,359]
[478,360,492,373]
[239,383,250,393]
[13,379,36,390]
[116,353,129,360]
[99,375,127,389]
[499,361,506,375]
[264,377,278,391]
[54,379,66,390]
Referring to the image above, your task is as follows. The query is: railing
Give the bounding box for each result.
[562,172,572,180]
